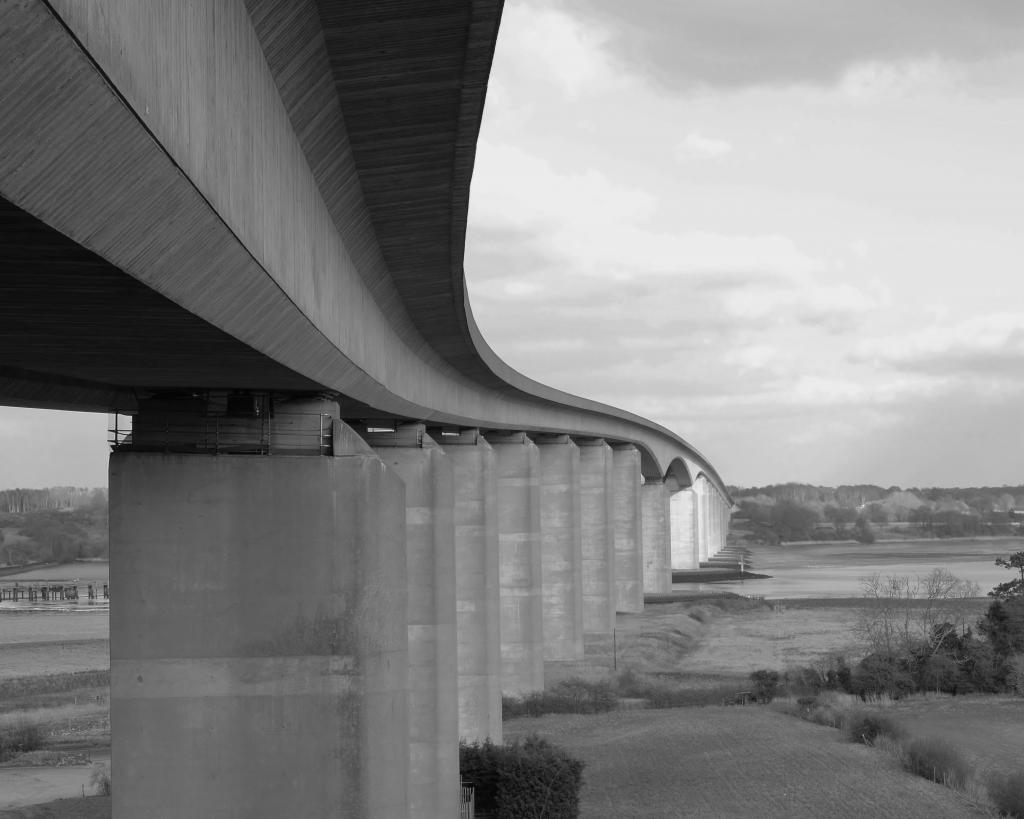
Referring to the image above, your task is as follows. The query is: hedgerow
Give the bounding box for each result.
[460,735,585,819]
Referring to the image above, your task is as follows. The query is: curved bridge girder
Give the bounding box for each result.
[0,0,729,498]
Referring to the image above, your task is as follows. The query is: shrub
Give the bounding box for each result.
[460,734,585,819]
[902,737,971,789]
[839,709,904,746]
[1005,654,1024,695]
[90,763,112,796]
[749,669,780,703]
[988,771,1024,818]
[0,718,45,760]
[614,671,736,709]
[502,679,617,719]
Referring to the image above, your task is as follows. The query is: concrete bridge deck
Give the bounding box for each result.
[0,2,733,817]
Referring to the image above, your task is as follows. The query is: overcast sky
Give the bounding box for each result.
[2,1,1023,490]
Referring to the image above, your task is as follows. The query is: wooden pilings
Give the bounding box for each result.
[0,583,109,602]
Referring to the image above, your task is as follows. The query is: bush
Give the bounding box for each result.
[502,679,618,719]
[0,718,45,760]
[902,737,971,789]
[749,670,780,703]
[460,734,585,819]
[839,709,904,746]
[988,770,1024,818]
[614,670,736,709]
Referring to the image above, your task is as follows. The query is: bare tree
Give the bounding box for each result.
[855,568,979,657]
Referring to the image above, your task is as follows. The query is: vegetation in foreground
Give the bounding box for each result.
[0,798,111,819]
[460,734,584,819]
[773,691,1024,816]
[0,672,109,768]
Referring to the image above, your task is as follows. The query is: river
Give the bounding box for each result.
[673,536,1023,599]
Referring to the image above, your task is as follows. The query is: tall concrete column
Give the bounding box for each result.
[612,445,643,613]
[641,479,671,594]
[535,435,583,662]
[695,477,710,564]
[436,429,502,744]
[367,425,458,819]
[577,439,615,642]
[485,432,543,696]
[109,425,409,818]
[670,487,698,571]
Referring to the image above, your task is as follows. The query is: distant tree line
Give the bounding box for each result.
[0,487,106,514]
[0,488,108,565]
[730,482,1023,545]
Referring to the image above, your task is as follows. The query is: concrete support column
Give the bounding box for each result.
[485,432,543,696]
[641,479,671,594]
[577,439,614,642]
[368,425,458,819]
[109,426,409,818]
[670,487,698,571]
[714,492,726,555]
[535,435,583,662]
[695,477,710,564]
[611,445,643,613]
[436,430,501,744]
[709,481,717,561]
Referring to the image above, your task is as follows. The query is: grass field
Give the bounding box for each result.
[0,798,110,819]
[505,707,987,818]
[882,695,1024,780]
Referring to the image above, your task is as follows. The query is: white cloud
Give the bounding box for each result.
[496,3,624,99]
[722,281,881,323]
[857,312,1024,364]
[674,133,732,161]
[839,57,963,101]
[471,141,823,282]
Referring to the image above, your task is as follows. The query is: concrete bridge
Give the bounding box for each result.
[0,2,732,816]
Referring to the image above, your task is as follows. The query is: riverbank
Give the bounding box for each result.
[670,568,770,583]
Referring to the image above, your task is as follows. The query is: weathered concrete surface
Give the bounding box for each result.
[670,488,698,571]
[369,425,458,819]
[612,445,643,613]
[536,435,583,661]
[641,480,671,594]
[109,447,409,819]
[578,440,615,640]
[486,432,543,695]
[438,430,502,742]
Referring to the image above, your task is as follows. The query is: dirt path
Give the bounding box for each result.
[0,754,109,810]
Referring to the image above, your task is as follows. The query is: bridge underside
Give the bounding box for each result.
[0,197,323,411]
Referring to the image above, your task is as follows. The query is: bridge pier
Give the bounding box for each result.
[108,435,409,818]
[641,479,671,594]
[577,439,615,643]
[535,435,583,662]
[485,432,544,696]
[695,477,711,564]
[367,425,459,819]
[612,445,643,613]
[670,487,699,571]
[436,430,502,743]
